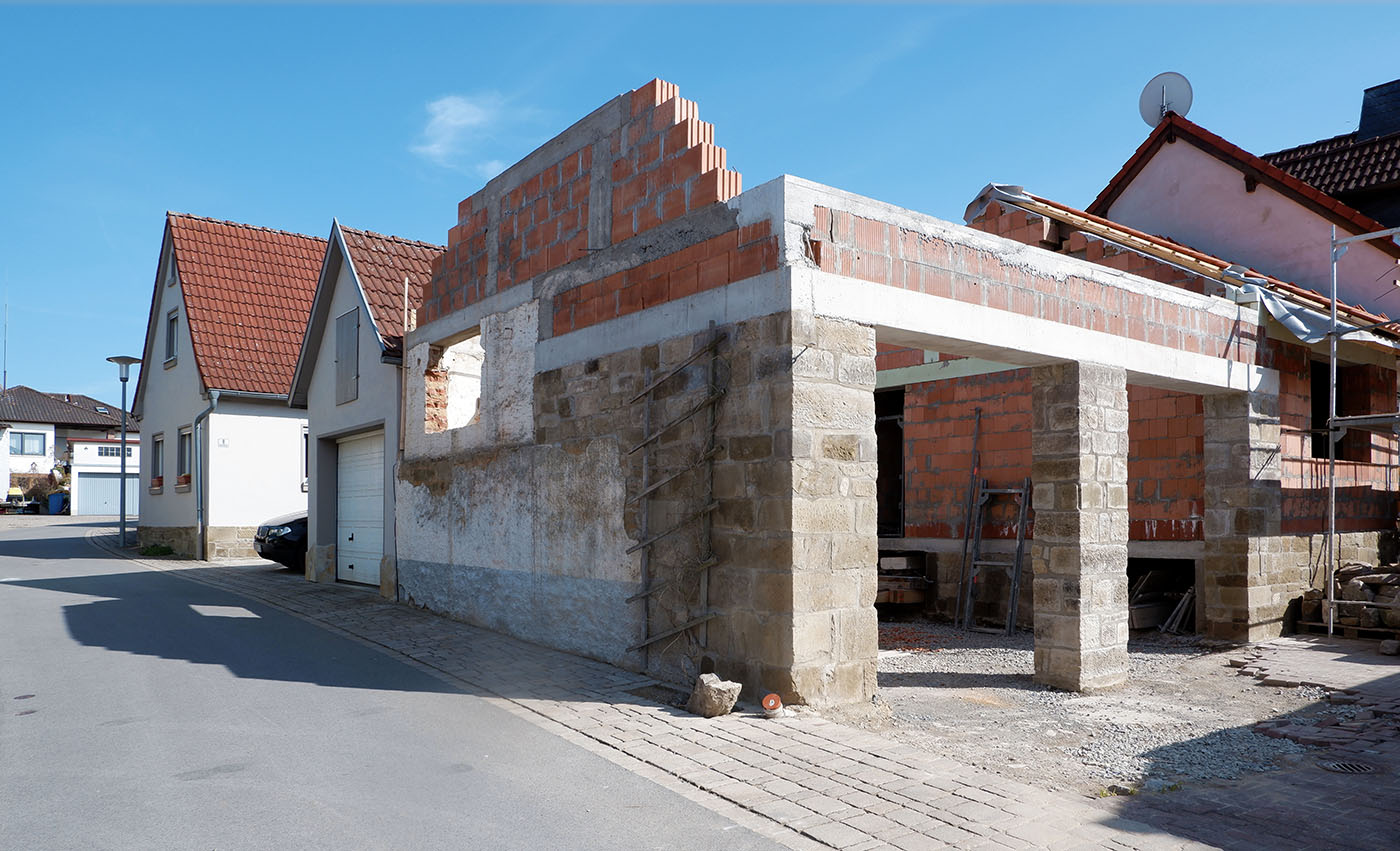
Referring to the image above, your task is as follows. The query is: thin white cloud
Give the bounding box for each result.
[411,94,504,168]
[475,159,507,179]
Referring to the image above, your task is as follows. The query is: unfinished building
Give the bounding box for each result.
[394,80,1400,707]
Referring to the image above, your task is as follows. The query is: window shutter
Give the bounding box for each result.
[336,308,359,404]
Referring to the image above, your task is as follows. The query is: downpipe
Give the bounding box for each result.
[194,390,220,559]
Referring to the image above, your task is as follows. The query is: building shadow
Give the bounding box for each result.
[2,569,465,696]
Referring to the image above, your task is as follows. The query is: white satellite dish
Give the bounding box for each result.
[1139,72,1193,127]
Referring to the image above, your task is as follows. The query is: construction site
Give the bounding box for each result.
[385,79,1400,807]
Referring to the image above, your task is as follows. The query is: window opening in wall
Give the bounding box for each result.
[10,432,45,456]
[165,310,179,361]
[875,388,905,538]
[424,330,485,434]
[151,435,164,481]
[97,446,133,457]
[1312,360,1370,462]
[301,424,309,490]
[177,428,192,479]
[1127,557,1195,633]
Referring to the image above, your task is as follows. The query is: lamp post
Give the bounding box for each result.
[107,356,141,548]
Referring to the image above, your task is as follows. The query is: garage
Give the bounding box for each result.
[72,472,141,516]
[336,430,384,586]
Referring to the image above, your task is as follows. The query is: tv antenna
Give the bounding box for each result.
[1139,71,1193,127]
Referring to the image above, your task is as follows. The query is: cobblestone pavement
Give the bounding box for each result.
[86,531,1395,850]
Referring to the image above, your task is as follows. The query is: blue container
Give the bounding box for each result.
[48,493,69,515]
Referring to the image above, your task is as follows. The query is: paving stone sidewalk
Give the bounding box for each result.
[89,532,1269,850]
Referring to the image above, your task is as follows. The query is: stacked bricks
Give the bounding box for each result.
[612,80,742,242]
[1201,389,1286,641]
[811,205,1257,363]
[551,220,777,337]
[875,343,922,370]
[497,147,592,291]
[1126,385,1204,541]
[1029,361,1130,692]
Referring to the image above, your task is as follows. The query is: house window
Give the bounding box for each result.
[166,310,179,361]
[335,308,359,404]
[97,446,133,458]
[177,428,192,478]
[152,435,164,479]
[301,424,309,490]
[10,432,45,456]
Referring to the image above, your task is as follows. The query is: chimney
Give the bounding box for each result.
[1358,79,1400,140]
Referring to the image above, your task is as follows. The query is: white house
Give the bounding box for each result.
[132,213,324,558]
[0,385,136,498]
[68,438,141,515]
[290,221,441,594]
[1087,112,1400,314]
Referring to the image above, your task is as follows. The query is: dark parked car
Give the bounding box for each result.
[253,511,307,571]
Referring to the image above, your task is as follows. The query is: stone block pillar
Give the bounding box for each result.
[1201,388,1283,641]
[1030,361,1129,692]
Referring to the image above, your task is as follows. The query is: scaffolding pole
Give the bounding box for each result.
[1325,223,1400,635]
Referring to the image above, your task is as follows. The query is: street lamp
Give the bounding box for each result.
[106,356,141,548]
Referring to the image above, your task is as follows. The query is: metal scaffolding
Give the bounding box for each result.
[1325,224,1400,633]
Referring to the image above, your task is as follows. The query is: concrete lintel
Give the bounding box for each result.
[797,268,1277,395]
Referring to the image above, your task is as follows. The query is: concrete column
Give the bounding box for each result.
[1201,388,1283,641]
[1030,361,1129,692]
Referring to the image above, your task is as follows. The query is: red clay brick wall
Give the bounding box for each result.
[1127,385,1204,541]
[876,343,921,371]
[811,205,1258,363]
[1275,339,1398,534]
[551,221,777,337]
[902,371,1032,540]
[420,79,745,327]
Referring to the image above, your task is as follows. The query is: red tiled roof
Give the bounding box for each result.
[1262,129,1400,197]
[339,226,443,354]
[1088,113,1400,259]
[168,213,326,396]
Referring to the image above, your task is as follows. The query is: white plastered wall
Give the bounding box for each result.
[6,422,56,476]
[303,257,401,559]
[205,399,307,528]
[136,251,207,530]
[1104,142,1399,312]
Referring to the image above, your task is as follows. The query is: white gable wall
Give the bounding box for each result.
[302,255,401,587]
[6,422,56,476]
[1104,141,1400,313]
[137,248,207,531]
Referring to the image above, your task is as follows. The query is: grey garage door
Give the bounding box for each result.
[72,472,141,516]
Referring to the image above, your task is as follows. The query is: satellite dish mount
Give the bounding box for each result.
[1139,72,1193,127]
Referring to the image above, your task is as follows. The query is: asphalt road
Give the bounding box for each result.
[0,519,780,850]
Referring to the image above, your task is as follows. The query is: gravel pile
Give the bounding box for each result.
[877,619,1329,792]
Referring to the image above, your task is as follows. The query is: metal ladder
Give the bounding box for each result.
[623,324,726,676]
[959,476,1032,635]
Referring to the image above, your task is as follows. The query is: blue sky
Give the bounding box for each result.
[2,3,1398,404]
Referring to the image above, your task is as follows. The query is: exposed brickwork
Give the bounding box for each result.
[812,205,1259,363]
[420,79,746,328]
[613,80,742,241]
[550,221,777,337]
[901,371,1031,540]
[875,343,922,371]
[1127,385,1204,541]
[497,147,592,292]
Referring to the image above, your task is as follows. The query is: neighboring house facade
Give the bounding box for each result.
[1264,79,1400,228]
[133,213,323,558]
[68,438,142,516]
[0,385,136,496]
[1086,112,1400,314]
[290,221,441,594]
